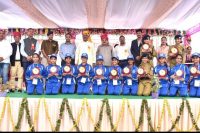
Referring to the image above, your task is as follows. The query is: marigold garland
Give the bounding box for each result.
[155,99,166,131]
[127,99,138,129]
[0,98,7,127]
[85,98,95,126]
[185,99,200,131]
[94,99,107,132]
[105,99,115,132]
[7,97,15,130]
[33,98,41,130]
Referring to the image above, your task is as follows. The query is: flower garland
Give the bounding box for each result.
[0,97,7,127]
[14,98,35,132]
[94,99,107,132]
[105,99,115,132]
[69,98,85,131]
[144,100,155,132]
[155,99,166,131]
[55,98,66,132]
[43,98,55,131]
[7,97,15,130]
[188,106,200,131]
[66,99,80,132]
[185,99,200,131]
[127,99,139,129]
[112,98,125,131]
[33,98,42,130]
[168,99,185,132]
[85,98,95,127]
[135,99,145,132]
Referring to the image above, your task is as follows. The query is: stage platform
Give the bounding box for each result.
[0,92,199,131]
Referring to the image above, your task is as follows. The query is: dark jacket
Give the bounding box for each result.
[10,42,23,66]
[130,39,142,66]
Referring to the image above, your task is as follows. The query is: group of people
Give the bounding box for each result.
[0,28,199,97]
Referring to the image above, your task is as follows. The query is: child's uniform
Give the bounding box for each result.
[77,63,94,94]
[122,65,138,95]
[61,64,77,94]
[93,65,108,95]
[25,63,47,94]
[46,64,62,94]
[138,61,154,96]
[108,65,122,95]
[169,63,190,96]
[189,53,200,97]
[154,64,170,96]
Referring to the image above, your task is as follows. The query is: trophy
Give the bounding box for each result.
[110,69,118,79]
[50,66,58,75]
[122,67,131,76]
[158,69,167,78]
[142,44,149,51]
[96,68,103,78]
[171,47,178,57]
[190,66,198,77]
[175,69,183,79]
[63,65,71,74]
[79,66,86,76]
[32,67,40,77]
[137,67,146,77]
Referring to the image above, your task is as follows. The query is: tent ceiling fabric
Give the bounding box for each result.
[0,0,199,30]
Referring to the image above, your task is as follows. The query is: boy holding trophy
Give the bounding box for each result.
[77,53,94,94]
[121,55,138,95]
[107,56,122,95]
[25,53,46,94]
[189,53,200,97]
[61,53,77,94]
[46,54,62,94]
[169,54,190,96]
[92,55,108,95]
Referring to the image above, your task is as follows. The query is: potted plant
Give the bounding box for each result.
[151,74,161,99]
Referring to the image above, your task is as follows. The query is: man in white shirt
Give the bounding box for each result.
[75,30,95,66]
[9,32,24,92]
[0,30,12,91]
[114,35,131,68]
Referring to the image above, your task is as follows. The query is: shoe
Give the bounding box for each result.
[18,90,22,93]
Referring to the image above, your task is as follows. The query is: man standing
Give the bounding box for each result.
[9,32,23,92]
[20,28,40,71]
[0,30,12,91]
[59,33,76,66]
[41,31,58,66]
[96,33,113,66]
[114,35,131,68]
[75,30,95,66]
[131,29,143,66]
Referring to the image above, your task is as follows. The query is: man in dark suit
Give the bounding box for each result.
[130,29,143,66]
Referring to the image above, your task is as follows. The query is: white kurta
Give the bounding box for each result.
[114,44,131,60]
[0,39,12,63]
[75,41,96,66]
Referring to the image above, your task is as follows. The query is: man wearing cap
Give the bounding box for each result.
[92,55,108,95]
[61,53,77,94]
[9,32,24,92]
[96,33,113,66]
[122,55,138,95]
[46,54,61,94]
[41,31,58,66]
[168,35,185,67]
[21,28,40,72]
[77,53,94,94]
[75,30,95,66]
[154,54,170,96]
[59,33,76,66]
[131,29,143,66]
[114,35,131,69]
[0,29,12,91]
[189,53,200,97]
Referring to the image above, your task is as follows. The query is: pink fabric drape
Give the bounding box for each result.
[13,0,58,28]
[85,0,108,28]
[142,0,182,28]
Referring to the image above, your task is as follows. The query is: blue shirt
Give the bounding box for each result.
[59,43,76,60]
